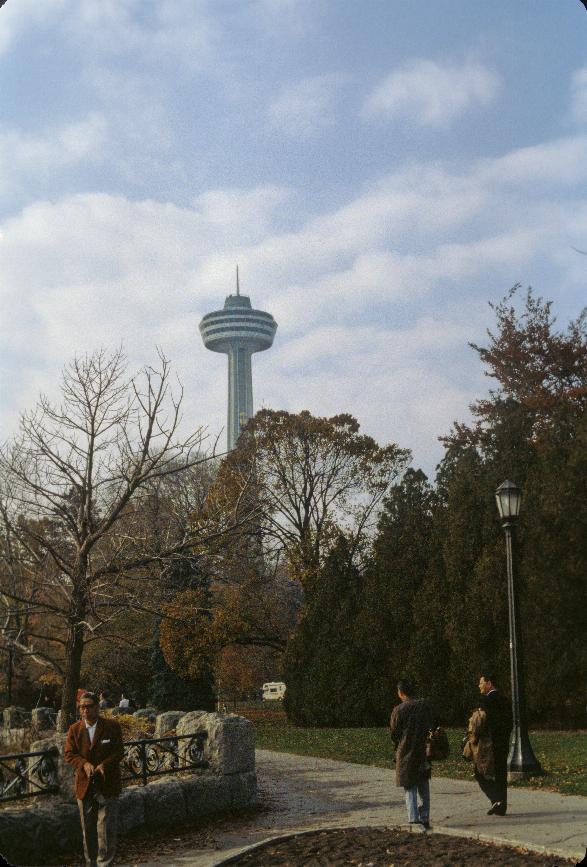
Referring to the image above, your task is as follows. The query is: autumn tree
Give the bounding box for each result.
[446,286,587,451]
[214,644,283,702]
[158,410,410,683]
[158,567,299,680]
[0,348,237,727]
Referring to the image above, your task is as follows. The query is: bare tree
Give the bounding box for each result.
[0,348,232,727]
[212,409,411,583]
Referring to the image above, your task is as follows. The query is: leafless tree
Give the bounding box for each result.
[214,409,411,583]
[0,348,235,727]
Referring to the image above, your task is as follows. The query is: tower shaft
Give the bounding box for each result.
[227,346,253,451]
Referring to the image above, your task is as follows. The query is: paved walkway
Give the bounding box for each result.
[124,750,587,866]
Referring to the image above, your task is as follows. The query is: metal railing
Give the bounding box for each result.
[122,732,208,786]
[0,731,209,803]
[0,746,59,802]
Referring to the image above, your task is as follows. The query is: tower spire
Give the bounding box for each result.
[236,264,240,296]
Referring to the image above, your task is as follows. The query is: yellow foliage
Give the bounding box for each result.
[101,710,154,740]
[159,588,215,680]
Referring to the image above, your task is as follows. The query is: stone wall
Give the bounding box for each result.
[0,706,54,753]
[0,712,256,866]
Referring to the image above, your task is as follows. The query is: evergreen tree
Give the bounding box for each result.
[519,409,587,725]
[149,624,215,711]
[359,469,435,723]
[428,288,587,725]
[284,537,373,726]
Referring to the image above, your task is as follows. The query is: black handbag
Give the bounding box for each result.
[426,726,450,761]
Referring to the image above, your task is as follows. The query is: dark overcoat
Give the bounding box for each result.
[64,716,124,800]
[480,690,512,760]
[389,698,433,788]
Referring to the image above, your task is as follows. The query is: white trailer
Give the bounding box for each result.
[262,681,286,701]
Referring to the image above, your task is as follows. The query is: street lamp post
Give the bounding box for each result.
[495,480,544,780]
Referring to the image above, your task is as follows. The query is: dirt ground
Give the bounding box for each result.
[26,812,581,867]
[34,806,265,866]
[221,827,577,867]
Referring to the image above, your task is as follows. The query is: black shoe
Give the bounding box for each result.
[420,821,431,830]
[488,802,507,816]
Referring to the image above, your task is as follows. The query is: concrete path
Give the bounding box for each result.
[123,750,587,866]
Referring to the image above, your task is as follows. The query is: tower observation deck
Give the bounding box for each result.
[199,272,277,451]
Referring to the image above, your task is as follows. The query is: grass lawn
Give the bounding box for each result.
[246,712,587,797]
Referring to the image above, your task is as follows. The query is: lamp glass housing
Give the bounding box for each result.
[495,479,521,520]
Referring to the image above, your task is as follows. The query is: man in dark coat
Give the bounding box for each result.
[476,672,512,816]
[65,691,124,867]
[389,678,434,829]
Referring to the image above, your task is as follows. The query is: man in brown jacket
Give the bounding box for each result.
[389,678,434,830]
[65,692,124,867]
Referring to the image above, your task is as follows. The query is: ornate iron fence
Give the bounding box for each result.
[0,746,59,802]
[122,732,208,786]
[0,732,208,803]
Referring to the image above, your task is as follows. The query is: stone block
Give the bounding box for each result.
[30,733,75,802]
[35,801,82,856]
[118,785,147,834]
[142,776,187,827]
[208,713,255,775]
[176,711,254,775]
[230,770,258,809]
[0,807,43,864]
[154,710,185,738]
[3,705,28,728]
[175,710,208,736]
[31,707,55,730]
[181,774,232,819]
[133,707,157,722]
[0,726,29,752]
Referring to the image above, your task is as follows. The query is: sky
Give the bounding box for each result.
[1,0,586,476]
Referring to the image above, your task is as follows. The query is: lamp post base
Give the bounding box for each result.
[507,768,544,782]
[508,732,545,780]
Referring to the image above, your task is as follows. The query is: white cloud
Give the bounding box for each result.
[248,0,320,38]
[263,320,477,462]
[65,0,221,71]
[0,114,108,203]
[363,59,501,126]
[1,130,585,471]
[269,74,346,139]
[193,185,292,246]
[479,135,587,187]
[570,66,587,126]
[0,113,107,172]
[0,0,67,55]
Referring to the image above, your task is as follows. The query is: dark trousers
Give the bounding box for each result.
[77,794,118,867]
[475,750,508,806]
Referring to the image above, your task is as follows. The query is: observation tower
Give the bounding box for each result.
[199,269,277,451]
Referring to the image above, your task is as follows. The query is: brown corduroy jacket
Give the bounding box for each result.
[64,716,124,799]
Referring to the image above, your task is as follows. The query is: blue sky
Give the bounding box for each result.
[1,0,586,475]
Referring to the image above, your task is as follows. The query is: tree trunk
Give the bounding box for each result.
[59,620,85,732]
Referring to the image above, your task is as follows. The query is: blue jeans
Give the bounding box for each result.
[404,779,430,823]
